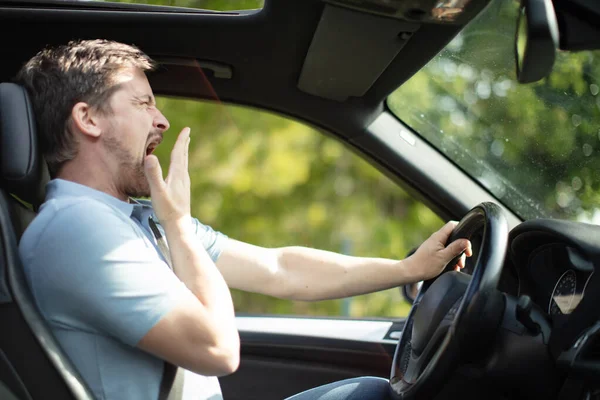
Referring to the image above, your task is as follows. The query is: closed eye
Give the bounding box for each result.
[133,94,156,108]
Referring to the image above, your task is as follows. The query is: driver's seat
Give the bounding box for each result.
[0,82,94,399]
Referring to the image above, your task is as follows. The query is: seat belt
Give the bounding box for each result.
[148,216,185,400]
[159,362,185,400]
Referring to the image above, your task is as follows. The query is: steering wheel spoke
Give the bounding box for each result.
[404,318,453,383]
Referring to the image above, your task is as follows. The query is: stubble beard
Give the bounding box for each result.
[103,132,151,199]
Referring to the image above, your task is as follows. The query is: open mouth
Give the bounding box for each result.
[145,137,162,156]
[145,143,157,156]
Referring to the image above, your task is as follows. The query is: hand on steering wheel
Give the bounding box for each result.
[405,220,473,282]
[389,202,509,399]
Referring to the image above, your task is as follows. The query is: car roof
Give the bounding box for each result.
[0,0,492,139]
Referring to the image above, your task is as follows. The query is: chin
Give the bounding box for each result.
[128,186,151,199]
[117,158,152,198]
[124,177,151,199]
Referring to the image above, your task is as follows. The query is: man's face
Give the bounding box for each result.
[99,67,170,198]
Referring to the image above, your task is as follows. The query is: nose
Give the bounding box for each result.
[152,108,170,133]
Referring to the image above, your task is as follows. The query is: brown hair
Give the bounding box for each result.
[15,39,156,175]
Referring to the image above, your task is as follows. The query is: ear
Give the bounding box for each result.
[71,102,103,138]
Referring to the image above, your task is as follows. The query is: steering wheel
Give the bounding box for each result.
[389,202,509,399]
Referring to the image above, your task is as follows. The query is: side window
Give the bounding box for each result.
[156,96,443,319]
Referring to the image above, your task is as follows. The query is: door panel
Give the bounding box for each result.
[220,317,403,400]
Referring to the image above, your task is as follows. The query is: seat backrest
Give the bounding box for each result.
[0,82,94,399]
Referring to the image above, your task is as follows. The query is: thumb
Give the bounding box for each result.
[144,155,165,192]
[440,239,470,262]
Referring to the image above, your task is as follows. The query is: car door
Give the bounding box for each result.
[220,315,402,399]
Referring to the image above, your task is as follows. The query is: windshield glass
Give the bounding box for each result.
[388,0,600,223]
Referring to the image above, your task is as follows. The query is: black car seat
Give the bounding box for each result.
[0,82,95,399]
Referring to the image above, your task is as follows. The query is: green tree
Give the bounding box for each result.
[105,0,438,319]
[107,0,600,318]
[154,98,440,318]
[388,0,600,223]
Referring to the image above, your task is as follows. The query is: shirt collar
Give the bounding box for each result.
[45,179,136,217]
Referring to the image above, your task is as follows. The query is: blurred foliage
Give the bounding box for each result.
[95,0,431,319]
[388,0,600,223]
[153,98,437,319]
[112,0,600,319]
[105,0,431,320]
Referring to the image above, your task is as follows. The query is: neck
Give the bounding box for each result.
[57,157,128,202]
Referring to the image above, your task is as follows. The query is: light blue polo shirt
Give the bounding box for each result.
[19,179,229,400]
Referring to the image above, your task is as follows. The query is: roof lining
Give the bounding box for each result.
[0,0,492,141]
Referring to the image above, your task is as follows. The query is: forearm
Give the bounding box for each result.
[277,246,419,301]
[164,220,237,337]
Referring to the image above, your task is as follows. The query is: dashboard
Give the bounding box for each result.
[502,219,600,353]
[409,218,600,397]
[525,244,594,318]
[460,218,600,347]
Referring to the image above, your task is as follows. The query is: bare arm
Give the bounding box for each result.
[138,128,239,376]
[217,221,471,301]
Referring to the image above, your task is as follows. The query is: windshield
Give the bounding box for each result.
[388,0,600,223]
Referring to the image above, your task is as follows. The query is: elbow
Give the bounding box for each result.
[269,248,309,301]
[271,247,329,302]
[213,339,240,376]
[194,334,240,376]
[219,350,240,376]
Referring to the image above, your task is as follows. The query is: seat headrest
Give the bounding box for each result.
[0,83,49,209]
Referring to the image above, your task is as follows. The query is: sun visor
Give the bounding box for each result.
[297,5,420,102]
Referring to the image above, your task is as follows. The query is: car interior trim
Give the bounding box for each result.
[235,316,397,344]
[297,4,420,101]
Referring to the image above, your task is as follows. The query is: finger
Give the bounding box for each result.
[144,155,165,193]
[434,220,459,242]
[456,252,467,269]
[168,127,191,174]
[451,251,465,271]
[185,136,190,171]
[441,238,470,262]
[450,240,471,272]
[464,240,473,257]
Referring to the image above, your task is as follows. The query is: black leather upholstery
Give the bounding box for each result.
[0,83,94,399]
[0,83,49,209]
[0,192,94,400]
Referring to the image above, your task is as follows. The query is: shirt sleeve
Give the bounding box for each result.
[144,206,228,263]
[190,217,228,262]
[135,198,228,262]
[27,201,191,347]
